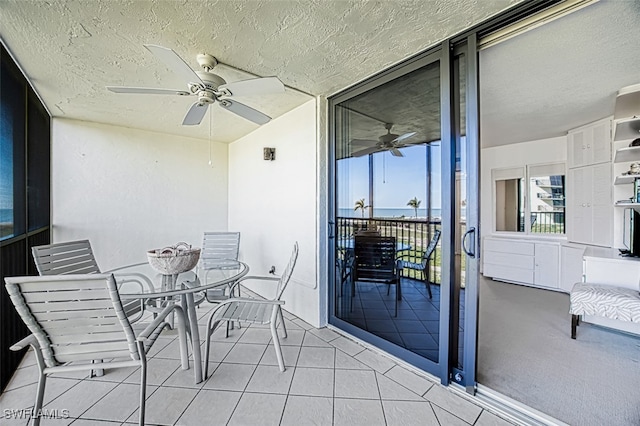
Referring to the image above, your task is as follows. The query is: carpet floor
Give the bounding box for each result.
[478,277,640,425]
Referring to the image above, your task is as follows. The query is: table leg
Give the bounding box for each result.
[184,292,203,383]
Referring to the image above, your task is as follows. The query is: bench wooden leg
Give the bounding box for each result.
[571,314,579,339]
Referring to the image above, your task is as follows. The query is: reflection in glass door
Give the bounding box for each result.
[329,38,479,387]
[330,51,448,378]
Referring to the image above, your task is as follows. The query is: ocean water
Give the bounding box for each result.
[0,208,11,223]
[338,207,441,219]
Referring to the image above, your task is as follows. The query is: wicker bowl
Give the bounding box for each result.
[147,243,201,275]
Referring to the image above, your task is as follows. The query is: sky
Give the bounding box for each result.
[338,143,442,210]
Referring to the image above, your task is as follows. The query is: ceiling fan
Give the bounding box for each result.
[351,123,419,157]
[106,44,285,126]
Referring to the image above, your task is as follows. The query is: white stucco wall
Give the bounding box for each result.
[51,118,228,270]
[228,100,319,326]
[481,136,567,236]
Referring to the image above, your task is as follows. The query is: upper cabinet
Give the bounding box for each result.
[566,117,613,247]
[567,118,612,169]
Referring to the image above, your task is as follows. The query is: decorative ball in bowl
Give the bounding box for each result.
[147,242,201,275]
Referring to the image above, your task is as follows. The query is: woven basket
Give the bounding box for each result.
[147,242,201,275]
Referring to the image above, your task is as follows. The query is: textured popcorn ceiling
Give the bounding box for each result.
[480,0,640,147]
[0,0,518,143]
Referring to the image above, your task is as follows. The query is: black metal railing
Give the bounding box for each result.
[529,211,565,234]
[336,216,442,284]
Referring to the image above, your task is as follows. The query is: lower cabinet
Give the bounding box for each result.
[483,237,560,289]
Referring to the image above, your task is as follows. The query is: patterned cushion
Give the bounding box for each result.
[570,282,640,323]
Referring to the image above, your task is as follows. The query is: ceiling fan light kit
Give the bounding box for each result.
[106,44,285,127]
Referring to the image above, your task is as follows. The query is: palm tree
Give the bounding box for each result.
[354,198,369,218]
[407,197,421,218]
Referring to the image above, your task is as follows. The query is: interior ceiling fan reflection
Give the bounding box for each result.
[106,44,285,126]
[351,123,419,157]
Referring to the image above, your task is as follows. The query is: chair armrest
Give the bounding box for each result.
[137,304,185,342]
[397,253,421,261]
[224,297,284,306]
[228,275,280,294]
[10,334,38,351]
[104,264,156,293]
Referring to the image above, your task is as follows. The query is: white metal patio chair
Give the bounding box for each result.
[32,239,151,323]
[398,230,441,299]
[203,242,298,377]
[4,274,189,426]
[199,232,241,303]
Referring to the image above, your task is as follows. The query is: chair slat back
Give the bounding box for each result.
[201,232,240,265]
[275,242,299,300]
[421,230,441,266]
[353,236,397,282]
[32,240,100,275]
[4,274,138,368]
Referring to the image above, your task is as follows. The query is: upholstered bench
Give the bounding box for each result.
[569,282,640,339]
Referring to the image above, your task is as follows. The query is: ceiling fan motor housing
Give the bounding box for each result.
[195,71,226,91]
[380,133,399,144]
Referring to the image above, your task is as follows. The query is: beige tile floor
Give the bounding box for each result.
[0,299,520,426]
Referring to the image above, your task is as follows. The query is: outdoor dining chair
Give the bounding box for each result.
[199,231,241,303]
[32,239,150,323]
[398,229,441,299]
[353,235,402,316]
[203,242,298,377]
[4,274,189,426]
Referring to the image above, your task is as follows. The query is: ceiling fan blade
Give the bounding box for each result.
[106,86,191,96]
[390,148,404,157]
[182,102,209,126]
[392,131,417,143]
[144,44,204,86]
[352,146,382,157]
[218,77,285,97]
[218,99,271,125]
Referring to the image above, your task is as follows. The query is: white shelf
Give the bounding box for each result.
[614,145,640,163]
[613,117,640,141]
[614,175,639,185]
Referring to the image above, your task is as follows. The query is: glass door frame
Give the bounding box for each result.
[453,35,480,393]
[328,35,480,387]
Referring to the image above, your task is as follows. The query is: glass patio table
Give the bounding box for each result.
[110,259,249,383]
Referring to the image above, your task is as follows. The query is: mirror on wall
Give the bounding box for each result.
[495,178,524,232]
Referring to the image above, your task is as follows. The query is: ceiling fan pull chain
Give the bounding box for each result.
[208,107,213,167]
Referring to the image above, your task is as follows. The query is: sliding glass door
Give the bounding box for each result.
[328,38,479,386]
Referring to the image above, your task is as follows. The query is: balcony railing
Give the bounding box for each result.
[336,216,442,284]
[520,211,565,234]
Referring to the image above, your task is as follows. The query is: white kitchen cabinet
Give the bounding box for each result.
[566,163,612,246]
[567,118,611,169]
[483,237,560,289]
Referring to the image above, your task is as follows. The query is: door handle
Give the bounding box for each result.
[328,221,335,239]
[462,227,476,258]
